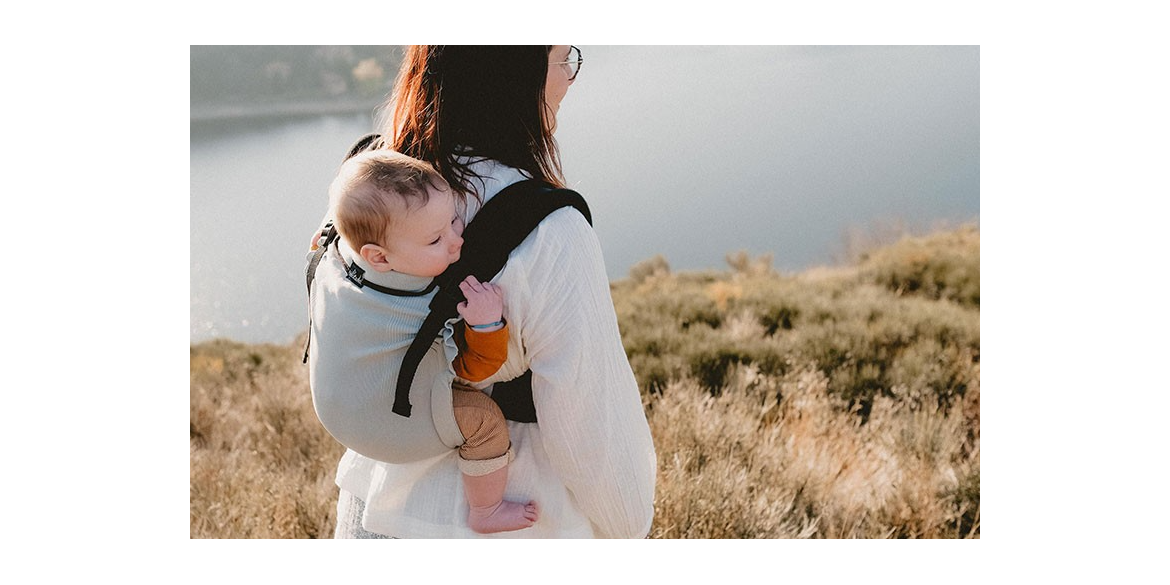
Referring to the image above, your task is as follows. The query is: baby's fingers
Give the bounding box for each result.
[459,280,480,299]
[461,275,483,290]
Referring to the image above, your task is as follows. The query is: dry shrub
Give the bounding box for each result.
[705,281,743,312]
[628,254,671,284]
[648,364,979,538]
[855,225,979,306]
[615,253,979,422]
[726,250,774,276]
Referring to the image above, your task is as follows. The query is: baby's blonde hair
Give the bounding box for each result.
[328,150,449,248]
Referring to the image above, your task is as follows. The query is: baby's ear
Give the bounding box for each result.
[359,244,395,273]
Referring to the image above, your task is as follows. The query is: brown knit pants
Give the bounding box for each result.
[452,382,511,473]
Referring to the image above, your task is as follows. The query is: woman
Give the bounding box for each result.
[331,45,657,538]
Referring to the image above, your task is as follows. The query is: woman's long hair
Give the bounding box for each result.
[381,45,566,201]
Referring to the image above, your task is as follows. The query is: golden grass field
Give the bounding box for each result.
[191,225,979,538]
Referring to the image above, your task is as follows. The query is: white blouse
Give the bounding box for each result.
[334,159,657,538]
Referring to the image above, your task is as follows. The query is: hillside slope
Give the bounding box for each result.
[191,225,979,538]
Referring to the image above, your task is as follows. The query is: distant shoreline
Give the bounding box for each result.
[190,98,385,123]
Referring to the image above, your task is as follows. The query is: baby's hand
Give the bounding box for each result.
[457,276,504,330]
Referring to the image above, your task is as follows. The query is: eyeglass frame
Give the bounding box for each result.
[550,45,583,81]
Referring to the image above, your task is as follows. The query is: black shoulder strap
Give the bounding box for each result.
[392,179,592,418]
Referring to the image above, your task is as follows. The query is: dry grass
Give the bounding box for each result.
[648,365,978,538]
[191,226,979,538]
[190,338,344,538]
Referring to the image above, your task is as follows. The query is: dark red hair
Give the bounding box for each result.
[381,45,566,202]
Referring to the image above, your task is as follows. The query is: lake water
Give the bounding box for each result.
[191,45,979,345]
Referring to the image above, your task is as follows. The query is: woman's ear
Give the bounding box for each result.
[359,243,395,273]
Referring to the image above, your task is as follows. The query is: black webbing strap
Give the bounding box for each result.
[306,223,339,296]
[392,179,592,418]
[303,222,340,363]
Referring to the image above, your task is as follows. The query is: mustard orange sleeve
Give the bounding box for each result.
[453,323,509,382]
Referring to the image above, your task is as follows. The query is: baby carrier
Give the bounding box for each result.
[304,134,591,463]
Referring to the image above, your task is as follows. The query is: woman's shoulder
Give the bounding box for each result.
[506,206,600,277]
[465,159,531,199]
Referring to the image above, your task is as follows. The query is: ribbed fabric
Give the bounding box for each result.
[457,449,513,476]
[452,382,510,462]
[334,159,657,539]
[307,238,466,463]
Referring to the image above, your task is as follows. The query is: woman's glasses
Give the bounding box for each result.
[550,45,583,81]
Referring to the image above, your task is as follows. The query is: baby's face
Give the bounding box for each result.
[383,186,465,278]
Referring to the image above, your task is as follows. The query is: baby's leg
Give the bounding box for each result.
[453,384,539,533]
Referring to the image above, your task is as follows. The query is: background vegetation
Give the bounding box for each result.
[190,225,979,538]
[190,46,402,118]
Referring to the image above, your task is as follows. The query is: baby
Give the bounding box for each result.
[327,149,538,533]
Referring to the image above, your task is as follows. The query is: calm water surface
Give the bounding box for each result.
[190,46,979,344]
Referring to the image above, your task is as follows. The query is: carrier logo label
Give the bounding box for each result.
[345,263,366,287]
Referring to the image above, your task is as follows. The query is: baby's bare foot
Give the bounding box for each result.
[468,499,540,534]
